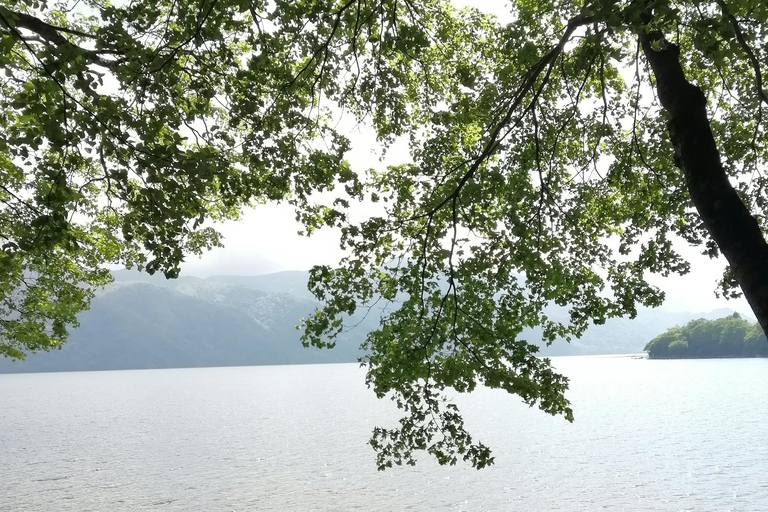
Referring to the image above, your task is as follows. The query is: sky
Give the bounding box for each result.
[179,0,752,315]
[179,208,748,314]
[178,125,750,314]
[180,122,404,276]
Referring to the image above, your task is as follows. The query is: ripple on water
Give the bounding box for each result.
[1,357,767,511]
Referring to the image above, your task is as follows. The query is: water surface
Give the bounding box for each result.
[2,356,767,511]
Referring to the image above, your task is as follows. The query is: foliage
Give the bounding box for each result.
[644,313,768,358]
[0,0,357,357]
[2,0,768,469]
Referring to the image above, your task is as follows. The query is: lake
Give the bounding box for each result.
[1,356,767,511]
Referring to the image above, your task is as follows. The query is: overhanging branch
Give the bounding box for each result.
[426,14,596,218]
[714,0,768,106]
[0,7,123,69]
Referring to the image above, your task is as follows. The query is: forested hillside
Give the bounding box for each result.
[0,271,370,373]
[645,314,768,359]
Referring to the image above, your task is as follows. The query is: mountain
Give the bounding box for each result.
[0,271,371,374]
[0,270,748,373]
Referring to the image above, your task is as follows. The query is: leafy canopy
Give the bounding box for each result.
[2,0,768,468]
[645,313,768,358]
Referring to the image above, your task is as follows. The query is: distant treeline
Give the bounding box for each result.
[644,314,768,359]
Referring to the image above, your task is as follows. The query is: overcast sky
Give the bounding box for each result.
[178,129,748,314]
[180,213,749,314]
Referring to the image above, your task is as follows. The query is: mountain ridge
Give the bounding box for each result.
[0,270,747,373]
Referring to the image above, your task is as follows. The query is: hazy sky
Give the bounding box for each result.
[180,210,748,313]
[180,0,751,315]
[179,127,748,314]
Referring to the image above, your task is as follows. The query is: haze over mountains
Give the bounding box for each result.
[0,270,746,373]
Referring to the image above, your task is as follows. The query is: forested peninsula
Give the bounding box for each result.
[645,314,768,359]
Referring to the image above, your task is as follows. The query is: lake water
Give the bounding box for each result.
[1,356,767,511]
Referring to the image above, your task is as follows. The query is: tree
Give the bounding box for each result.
[744,323,768,355]
[644,325,687,358]
[0,0,358,358]
[644,314,765,358]
[1,0,767,469]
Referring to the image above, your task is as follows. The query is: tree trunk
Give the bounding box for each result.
[639,31,768,334]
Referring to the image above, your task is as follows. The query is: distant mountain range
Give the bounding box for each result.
[0,270,748,373]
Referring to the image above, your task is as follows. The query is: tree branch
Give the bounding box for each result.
[426,14,595,217]
[0,7,122,69]
[714,0,768,105]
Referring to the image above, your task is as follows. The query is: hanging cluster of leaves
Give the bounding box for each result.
[2,0,767,468]
[299,0,768,469]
